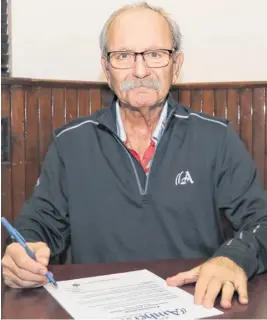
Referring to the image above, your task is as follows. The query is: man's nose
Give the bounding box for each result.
[132,54,150,79]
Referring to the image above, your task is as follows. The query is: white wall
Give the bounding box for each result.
[10,0,267,83]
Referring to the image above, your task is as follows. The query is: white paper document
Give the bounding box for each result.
[44,269,223,319]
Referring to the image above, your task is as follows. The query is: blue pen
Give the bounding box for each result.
[1,217,58,288]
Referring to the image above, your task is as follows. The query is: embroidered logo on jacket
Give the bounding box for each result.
[175,171,194,186]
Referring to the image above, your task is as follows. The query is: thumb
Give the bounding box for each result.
[29,242,50,266]
[166,266,201,287]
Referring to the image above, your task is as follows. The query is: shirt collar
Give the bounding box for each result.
[116,101,168,143]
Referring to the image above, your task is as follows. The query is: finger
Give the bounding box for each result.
[6,244,48,276]
[3,267,48,288]
[221,281,235,309]
[194,272,211,305]
[3,277,21,289]
[35,246,50,266]
[166,266,200,287]
[235,278,248,305]
[202,277,222,309]
[2,255,48,283]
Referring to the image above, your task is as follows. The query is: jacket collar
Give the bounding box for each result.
[116,100,169,143]
[96,93,189,134]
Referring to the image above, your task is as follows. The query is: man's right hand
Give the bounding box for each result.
[1,242,51,288]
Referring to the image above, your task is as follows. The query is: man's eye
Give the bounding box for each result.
[118,53,129,59]
[149,51,160,58]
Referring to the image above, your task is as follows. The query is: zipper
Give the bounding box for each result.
[103,108,175,196]
[112,134,146,195]
[144,109,175,194]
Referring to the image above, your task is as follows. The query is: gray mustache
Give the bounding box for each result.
[120,79,161,92]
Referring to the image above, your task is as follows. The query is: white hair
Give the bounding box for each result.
[99,1,182,57]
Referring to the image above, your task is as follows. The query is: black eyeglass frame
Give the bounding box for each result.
[107,48,177,69]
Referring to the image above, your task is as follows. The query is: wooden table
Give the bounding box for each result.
[2,259,267,319]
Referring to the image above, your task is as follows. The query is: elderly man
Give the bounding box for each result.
[2,1,267,310]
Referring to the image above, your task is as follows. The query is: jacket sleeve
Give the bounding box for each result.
[213,123,267,278]
[12,134,70,258]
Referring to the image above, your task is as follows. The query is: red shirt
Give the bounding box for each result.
[125,139,156,174]
[116,102,168,174]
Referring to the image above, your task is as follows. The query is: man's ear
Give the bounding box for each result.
[101,56,111,84]
[172,51,184,84]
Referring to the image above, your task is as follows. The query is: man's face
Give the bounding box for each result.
[102,9,184,108]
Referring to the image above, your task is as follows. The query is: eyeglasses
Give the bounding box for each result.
[107,49,176,69]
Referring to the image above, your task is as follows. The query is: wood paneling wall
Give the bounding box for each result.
[1,78,267,230]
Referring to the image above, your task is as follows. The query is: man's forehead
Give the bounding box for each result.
[108,8,172,50]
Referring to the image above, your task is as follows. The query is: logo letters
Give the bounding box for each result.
[175,171,194,186]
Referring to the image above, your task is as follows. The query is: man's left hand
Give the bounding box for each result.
[166,256,248,309]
